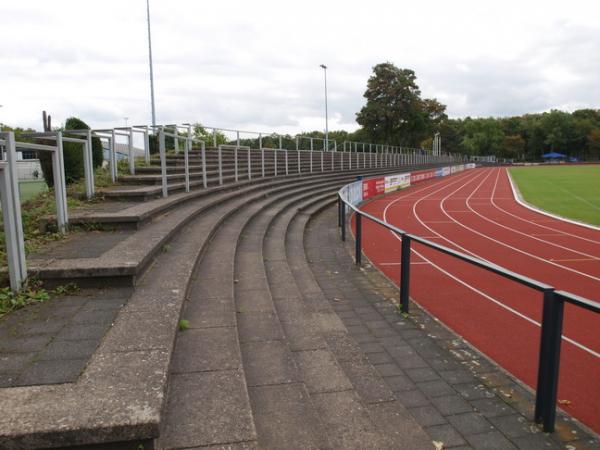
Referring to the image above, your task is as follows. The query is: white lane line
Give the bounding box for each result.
[460,168,600,263]
[380,261,431,266]
[438,169,600,283]
[506,169,600,234]
[378,169,599,359]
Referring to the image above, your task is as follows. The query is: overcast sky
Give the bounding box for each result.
[2,0,599,136]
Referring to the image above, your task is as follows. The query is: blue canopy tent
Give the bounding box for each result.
[542,152,566,159]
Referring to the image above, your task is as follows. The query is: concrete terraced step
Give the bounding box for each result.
[158,175,433,448]
[29,171,384,287]
[1,166,399,449]
[157,174,352,448]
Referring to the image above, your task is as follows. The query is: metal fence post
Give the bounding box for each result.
[237,130,240,147]
[128,127,135,175]
[535,290,564,432]
[234,146,238,182]
[261,147,265,177]
[248,146,252,180]
[355,213,362,265]
[201,141,207,188]
[341,201,346,241]
[0,132,27,290]
[184,136,190,192]
[400,235,411,313]
[55,132,68,231]
[274,149,278,176]
[218,144,223,185]
[110,129,117,182]
[298,149,301,173]
[213,128,217,148]
[159,128,168,197]
[144,126,150,164]
[321,149,324,172]
[285,149,289,175]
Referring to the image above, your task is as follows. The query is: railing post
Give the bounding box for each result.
[237,130,240,147]
[0,131,27,290]
[400,235,411,313]
[341,201,346,242]
[248,146,252,180]
[184,136,190,192]
[355,213,362,266]
[338,195,342,228]
[213,128,217,148]
[261,146,265,178]
[298,148,301,173]
[128,127,135,175]
[274,148,278,176]
[159,127,168,197]
[201,141,207,188]
[234,146,238,182]
[321,148,324,172]
[535,290,564,432]
[218,144,223,185]
[144,126,150,164]
[279,135,282,150]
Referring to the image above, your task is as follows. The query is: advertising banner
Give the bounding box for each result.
[435,168,444,177]
[442,166,451,176]
[362,177,385,200]
[466,163,476,169]
[384,173,411,192]
[346,180,363,206]
[410,169,436,184]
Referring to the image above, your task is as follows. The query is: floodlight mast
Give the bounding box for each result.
[320,64,329,151]
[146,0,156,128]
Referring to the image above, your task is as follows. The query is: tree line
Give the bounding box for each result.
[304,62,600,161]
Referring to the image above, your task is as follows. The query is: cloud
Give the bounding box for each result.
[1,0,599,133]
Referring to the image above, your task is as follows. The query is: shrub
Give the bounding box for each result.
[40,117,103,187]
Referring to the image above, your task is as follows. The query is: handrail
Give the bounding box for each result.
[337,169,600,434]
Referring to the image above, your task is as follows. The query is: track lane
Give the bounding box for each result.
[356,167,600,433]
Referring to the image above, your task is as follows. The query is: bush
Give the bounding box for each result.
[40,117,103,187]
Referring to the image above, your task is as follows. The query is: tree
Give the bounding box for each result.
[587,129,600,160]
[502,135,525,160]
[356,62,446,147]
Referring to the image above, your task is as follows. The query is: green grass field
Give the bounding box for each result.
[18,180,47,204]
[509,165,600,226]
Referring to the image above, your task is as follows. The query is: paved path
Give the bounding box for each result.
[305,206,599,449]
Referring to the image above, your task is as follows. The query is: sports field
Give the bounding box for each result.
[509,165,600,226]
[18,180,47,203]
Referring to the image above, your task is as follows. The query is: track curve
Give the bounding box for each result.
[357,166,600,434]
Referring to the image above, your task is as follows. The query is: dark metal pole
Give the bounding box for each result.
[341,202,346,242]
[355,213,362,265]
[400,235,411,313]
[338,196,342,228]
[535,289,555,424]
[535,290,564,432]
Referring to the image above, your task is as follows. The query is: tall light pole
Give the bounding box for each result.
[146,0,156,128]
[124,117,129,128]
[320,64,329,151]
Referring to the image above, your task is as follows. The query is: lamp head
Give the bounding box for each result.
[320,64,327,69]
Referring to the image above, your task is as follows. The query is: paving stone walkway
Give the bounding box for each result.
[0,287,130,387]
[305,206,600,450]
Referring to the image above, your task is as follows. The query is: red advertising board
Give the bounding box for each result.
[362,177,385,200]
[410,169,436,184]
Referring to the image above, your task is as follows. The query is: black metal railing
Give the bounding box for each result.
[337,181,600,433]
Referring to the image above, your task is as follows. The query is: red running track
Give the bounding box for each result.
[356,166,600,433]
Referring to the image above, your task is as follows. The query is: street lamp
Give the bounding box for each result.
[146,0,156,128]
[319,64,329,151]
[124,117,129,127]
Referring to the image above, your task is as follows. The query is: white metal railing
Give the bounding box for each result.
[0,132,27,291]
